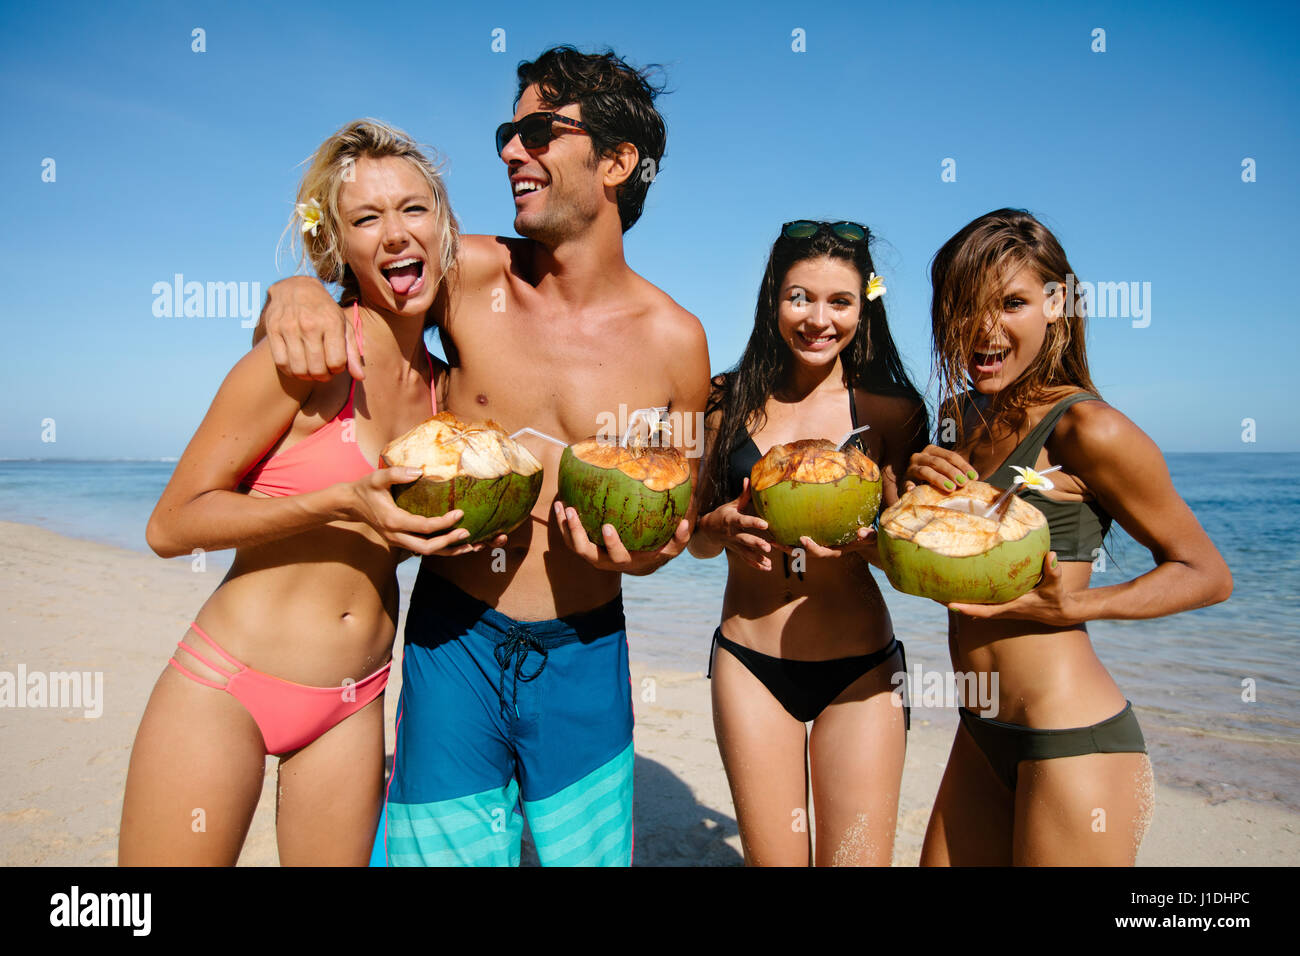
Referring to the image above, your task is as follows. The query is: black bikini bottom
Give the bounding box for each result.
[708,628,908,728]
[958,701,1147,791]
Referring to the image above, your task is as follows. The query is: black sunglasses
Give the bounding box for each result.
[495,111,590,154]
[782,220,868,242]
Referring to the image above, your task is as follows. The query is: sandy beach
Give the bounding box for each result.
[1,519,1295,866]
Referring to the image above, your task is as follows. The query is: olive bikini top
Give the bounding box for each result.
[725,387,867,501]
[946,391,1112,563]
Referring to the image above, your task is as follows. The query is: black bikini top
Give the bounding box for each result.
[945,391,1113,563]
[724,387,867,501]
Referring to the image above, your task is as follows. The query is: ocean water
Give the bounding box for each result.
[2,454,1297,808]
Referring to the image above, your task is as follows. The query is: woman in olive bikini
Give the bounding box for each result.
[911,208,1232,865]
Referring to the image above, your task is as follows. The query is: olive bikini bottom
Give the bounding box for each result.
[959,701,1147,791]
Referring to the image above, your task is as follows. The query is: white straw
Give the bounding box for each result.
[835,424,871,450]
[981,465,1063,518]
[510,427,569,448]
[620,406,670,447]
[620,409,646,447]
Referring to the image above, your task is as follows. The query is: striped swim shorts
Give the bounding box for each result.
[369,568,634,867]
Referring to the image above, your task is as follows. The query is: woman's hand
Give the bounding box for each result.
[344,467,482,556]
[696,479,775,571]
[794,526,879,564]
[947,551,1081,625]
[904,444,979,494]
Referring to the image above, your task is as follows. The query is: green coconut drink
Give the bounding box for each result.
[748,439,882,547]
[381,412,543,543]
[877,481,1049,604]
[557,437,692,551]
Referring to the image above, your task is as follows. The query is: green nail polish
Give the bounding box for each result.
[943,480,955,490]
[1051,556,1058,568]
[955,474,967,484]
[967,470,978,480]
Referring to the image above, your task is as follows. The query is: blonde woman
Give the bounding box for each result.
[119,120,471,865]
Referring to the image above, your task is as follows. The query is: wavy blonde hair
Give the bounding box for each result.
[283,118,458,305]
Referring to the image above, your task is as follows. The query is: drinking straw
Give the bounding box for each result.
[509,427,568,448]
[621,406,670,447]
[981,465,1063,518]
[835,424,871,450]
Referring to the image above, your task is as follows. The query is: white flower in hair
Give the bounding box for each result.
[296,198,323,237]
[865,272,886,302]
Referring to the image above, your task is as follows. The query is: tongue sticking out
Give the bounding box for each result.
[386,262,421,295]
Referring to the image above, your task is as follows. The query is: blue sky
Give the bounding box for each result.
[2,0,1297,457]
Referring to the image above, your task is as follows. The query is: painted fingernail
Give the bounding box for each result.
[967,470,978,480]
[954,474,967,484]
[943,480,955,490]
[1051,556,1058,568]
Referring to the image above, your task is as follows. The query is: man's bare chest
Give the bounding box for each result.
[442,326,674,440]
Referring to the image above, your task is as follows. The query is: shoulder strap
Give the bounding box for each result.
[339,302,364,413]
[937,390,976,449]
[425,346,438,414]
[351,301,365,358]
[1001,392,1099,470]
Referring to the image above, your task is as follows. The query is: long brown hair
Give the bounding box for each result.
[930,208,1098,444]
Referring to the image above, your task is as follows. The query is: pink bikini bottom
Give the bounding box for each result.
[168,622,391,755]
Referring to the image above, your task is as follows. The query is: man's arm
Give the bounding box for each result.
[254,237,504,380]
[253,275,359,381]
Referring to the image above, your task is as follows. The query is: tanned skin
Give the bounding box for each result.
[257,87,710,618]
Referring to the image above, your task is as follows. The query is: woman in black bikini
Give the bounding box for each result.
[911,209,1232,865]
[690,221,928,865]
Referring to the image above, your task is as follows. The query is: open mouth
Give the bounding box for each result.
[381,257,425,297]
[797,330,836,350]
[512,178,548,200]
[972,348,1008,373]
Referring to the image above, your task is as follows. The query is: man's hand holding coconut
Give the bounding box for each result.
[553,412,696,575]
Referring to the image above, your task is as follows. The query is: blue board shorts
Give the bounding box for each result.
[370,568,635,867]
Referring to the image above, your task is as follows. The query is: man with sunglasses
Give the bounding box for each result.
[256,45,710,867]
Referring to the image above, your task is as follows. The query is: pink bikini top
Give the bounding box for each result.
[240,302,438,497]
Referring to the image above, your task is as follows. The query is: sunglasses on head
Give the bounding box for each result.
[495,111,590,154]
[782,220,868,242]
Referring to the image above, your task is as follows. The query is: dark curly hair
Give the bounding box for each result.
[515,45,667,232]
